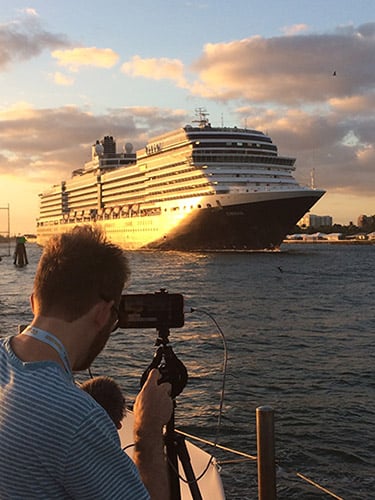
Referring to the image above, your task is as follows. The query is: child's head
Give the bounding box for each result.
[81,376,126,429]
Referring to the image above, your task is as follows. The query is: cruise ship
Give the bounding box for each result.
[36,111,325,251]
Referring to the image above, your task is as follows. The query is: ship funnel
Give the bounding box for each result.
[102,136,116,154]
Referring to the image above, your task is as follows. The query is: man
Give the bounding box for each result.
[13,233,28,267]
[0,226,172,499]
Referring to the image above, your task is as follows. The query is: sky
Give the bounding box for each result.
[0,0,374,234]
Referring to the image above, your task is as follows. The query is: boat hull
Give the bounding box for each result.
[152,192,324,251]
[37,189,324,251]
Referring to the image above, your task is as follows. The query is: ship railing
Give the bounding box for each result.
[177,406,344,500]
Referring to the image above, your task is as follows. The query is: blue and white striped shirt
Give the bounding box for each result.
[0,336,150,499]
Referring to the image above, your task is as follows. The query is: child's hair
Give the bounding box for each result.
[81,376,126,429]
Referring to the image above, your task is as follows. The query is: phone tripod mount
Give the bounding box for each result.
[140,327,203,500]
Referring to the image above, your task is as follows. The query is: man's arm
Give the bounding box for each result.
[133,369,173,500]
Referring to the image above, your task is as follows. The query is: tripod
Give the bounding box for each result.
[141,327,203,500]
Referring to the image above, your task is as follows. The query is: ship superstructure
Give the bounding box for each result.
[37,111,325,250]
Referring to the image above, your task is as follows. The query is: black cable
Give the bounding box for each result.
[170,307,228,484]
[189,307,228,447]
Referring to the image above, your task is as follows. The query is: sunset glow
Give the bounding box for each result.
[0,1,374,233]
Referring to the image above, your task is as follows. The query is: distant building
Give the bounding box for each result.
[357,214,375,229]
[298,213,333,228]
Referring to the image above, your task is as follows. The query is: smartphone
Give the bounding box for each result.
[118,290,184,329]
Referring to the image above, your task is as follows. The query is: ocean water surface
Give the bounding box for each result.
[0,242,374,499]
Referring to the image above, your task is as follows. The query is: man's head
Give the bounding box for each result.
[33,226,130,321]
[81,376,126,429]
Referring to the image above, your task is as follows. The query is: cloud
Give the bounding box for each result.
[51,47,119,71]
[190,23,375,105]
[335,22,375,38]
[0,101,38,121]
[187,23,375,201]
[281,24,309,36]
[0,14,69,70]
[329,93,375,115]
[52,72,75,86]
[0,104,188,180]
[17,8,39,17]
[235,103,375,196]
[121,55,188,87]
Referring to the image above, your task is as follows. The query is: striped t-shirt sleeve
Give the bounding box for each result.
[64,407,149,499]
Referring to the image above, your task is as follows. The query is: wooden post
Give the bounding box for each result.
[0,204,11,257]
[256,406,276,500]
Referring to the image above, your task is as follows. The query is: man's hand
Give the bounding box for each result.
[133,369,172,499]
[134,369,173,434]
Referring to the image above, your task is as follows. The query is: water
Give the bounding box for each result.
[1,242,374,499]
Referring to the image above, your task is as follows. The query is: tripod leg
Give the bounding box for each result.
[174,434,203,500]
[165,418,182,499]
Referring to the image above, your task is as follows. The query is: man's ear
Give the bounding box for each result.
[92,300,113,329]
[30,293,36,313]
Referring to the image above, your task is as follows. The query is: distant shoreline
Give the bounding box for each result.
[283,239,375,245]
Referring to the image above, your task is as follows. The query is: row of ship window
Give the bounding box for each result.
[64,169,289,204]
[48,161,292,206]
[193,141,277,151]
[192,154,293,165]
[99,183,213,204]
[40,173,293,219]
[187,132,273,143]
[37,201,217,226]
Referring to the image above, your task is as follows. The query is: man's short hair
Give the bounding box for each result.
[33,226,130,321]
[81,376,126,428]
